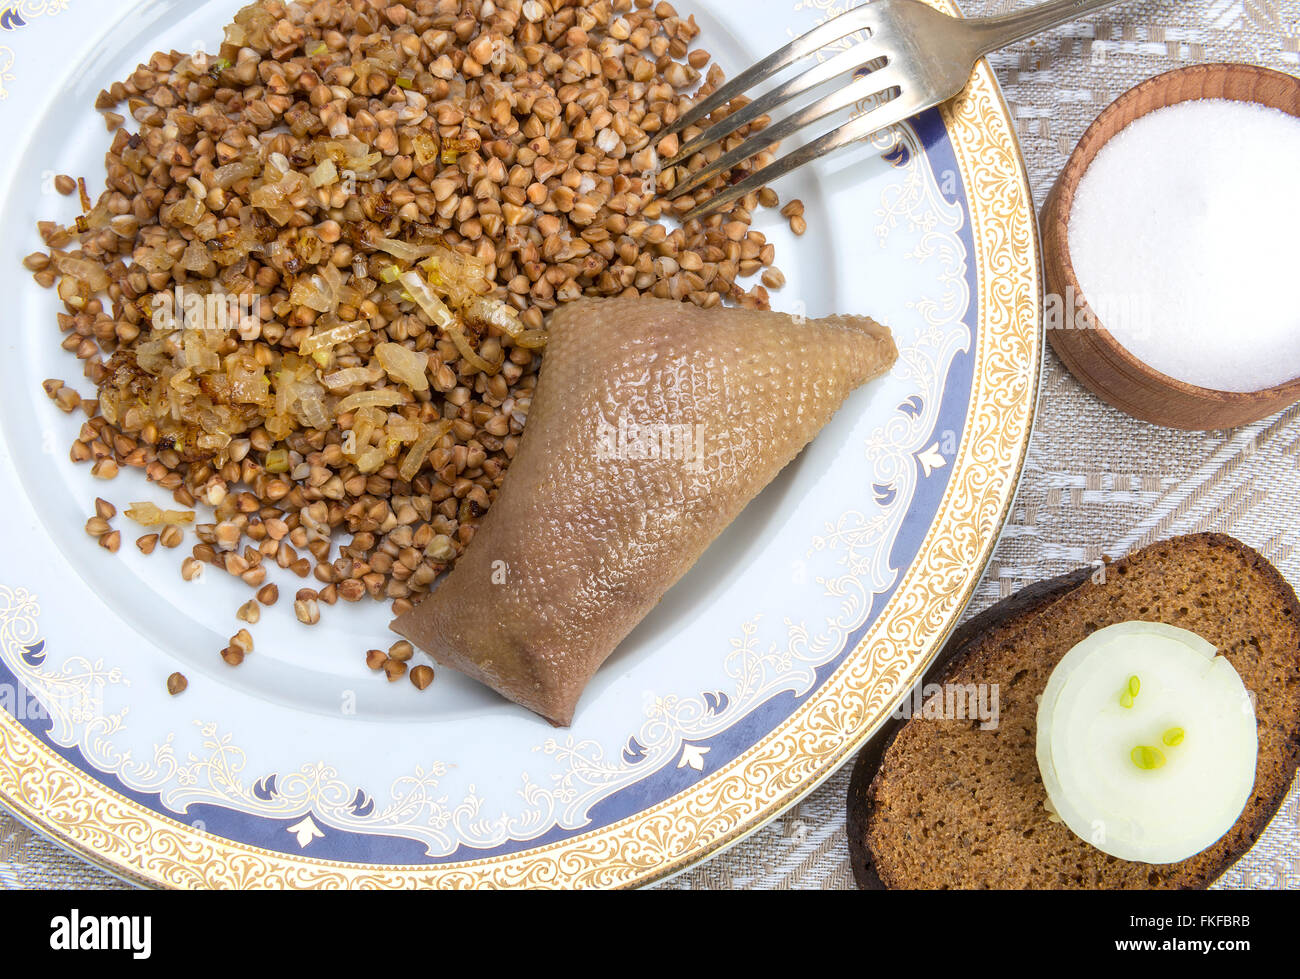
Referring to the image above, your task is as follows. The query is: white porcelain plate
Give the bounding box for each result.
[0,0,1040,887]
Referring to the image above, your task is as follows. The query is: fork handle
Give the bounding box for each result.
[967,0,1127,56]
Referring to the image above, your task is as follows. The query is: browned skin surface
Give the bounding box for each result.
[853,534,1300,889]
[392,297,898,725]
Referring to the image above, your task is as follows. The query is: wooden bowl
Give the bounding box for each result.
[1041,63,1300,430]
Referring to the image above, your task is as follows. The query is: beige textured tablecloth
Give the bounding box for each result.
[3,0,1298,890]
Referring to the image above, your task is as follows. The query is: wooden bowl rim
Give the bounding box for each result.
[1045,62,1300,408]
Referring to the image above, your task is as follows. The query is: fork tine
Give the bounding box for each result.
[653,2,882,147]
[659,43,887,172]
[680,88,927,223]
[664,65,904,204]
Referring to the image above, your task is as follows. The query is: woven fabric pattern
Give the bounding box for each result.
[3,0,1298,890]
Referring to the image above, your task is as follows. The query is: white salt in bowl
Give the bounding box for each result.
[1042,63,1300,431]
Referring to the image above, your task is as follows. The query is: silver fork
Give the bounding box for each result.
[658,0,1126,221]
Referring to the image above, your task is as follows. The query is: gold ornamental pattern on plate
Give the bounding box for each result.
[0,0,1040,884]
[0,3,1041,888]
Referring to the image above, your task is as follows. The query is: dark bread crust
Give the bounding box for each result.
[847,568,1090,889]
[847,533,1300,890]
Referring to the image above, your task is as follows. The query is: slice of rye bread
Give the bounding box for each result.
[847,533,1300,889]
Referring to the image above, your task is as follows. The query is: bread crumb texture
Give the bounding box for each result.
[862,534,1300,889]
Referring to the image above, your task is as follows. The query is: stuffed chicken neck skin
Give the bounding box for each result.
[392,297,898,725]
